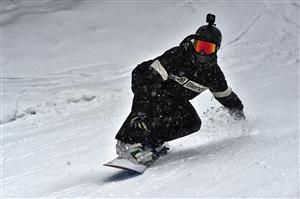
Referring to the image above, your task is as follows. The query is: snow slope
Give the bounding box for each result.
[1,0,299,197]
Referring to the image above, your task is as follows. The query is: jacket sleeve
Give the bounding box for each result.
[131,46,185,113]
[209,65,244,111]
[131,46,184,98]
[131,59,168,98]
[131,59,170,114]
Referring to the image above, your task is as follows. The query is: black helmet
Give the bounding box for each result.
[195,14,222,48]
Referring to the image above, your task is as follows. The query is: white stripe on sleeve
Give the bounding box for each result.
[212,87,232,98]
[150,60,168,81]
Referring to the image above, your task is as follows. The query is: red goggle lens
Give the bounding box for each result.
[194,40,216,55]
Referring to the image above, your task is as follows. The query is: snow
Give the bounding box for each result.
[1,0,299,197]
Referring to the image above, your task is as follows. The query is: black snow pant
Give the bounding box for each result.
[115,94,201,147]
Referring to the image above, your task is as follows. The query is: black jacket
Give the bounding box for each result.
[131,42,244,113]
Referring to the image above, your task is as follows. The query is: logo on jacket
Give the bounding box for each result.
[169,74,208,94]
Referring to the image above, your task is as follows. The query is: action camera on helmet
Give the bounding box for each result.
[206,14,215,26]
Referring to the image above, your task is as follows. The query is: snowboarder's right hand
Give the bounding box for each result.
[230,109,246,120]
[130,112,149,132]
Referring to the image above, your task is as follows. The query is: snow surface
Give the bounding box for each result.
[1,0,299,197]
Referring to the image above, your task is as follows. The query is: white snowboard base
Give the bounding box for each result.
[103,157,148,173]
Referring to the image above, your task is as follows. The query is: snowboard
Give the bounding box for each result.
[103,144,169,173]
[103,157,148,173]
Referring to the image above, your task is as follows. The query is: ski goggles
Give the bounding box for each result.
[194,40,216,55]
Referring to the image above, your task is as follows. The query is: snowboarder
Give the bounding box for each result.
[115,14,245,166]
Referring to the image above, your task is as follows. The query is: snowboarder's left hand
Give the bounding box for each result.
[230,109,246,120]
[130,112,149,132]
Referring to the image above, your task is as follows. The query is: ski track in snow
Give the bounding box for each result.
[224,12,262,47]
[1,1,299,198]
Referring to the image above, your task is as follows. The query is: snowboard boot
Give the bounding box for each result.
[116,140,169,166]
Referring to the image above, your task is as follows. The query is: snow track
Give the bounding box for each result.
[1,1,299,197]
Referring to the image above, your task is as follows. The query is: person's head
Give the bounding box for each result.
[193,14,222,64]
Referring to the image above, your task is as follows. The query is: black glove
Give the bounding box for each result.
[230,109,246,120]
[130,112,149,132]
